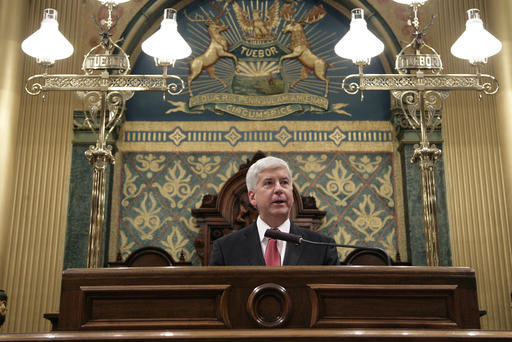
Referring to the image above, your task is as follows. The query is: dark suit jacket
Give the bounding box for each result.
[209,222,339,266]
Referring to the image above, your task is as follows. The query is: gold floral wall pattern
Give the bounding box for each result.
[113,151,400,264]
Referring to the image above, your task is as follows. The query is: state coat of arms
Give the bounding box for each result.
[172,0,347,120]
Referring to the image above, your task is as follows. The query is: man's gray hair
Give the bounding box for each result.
[246,156,292,191]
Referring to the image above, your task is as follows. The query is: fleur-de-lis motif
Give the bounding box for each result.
[317,160,361,206]
[380,232,396,260]
[213,160,239,192]
[123,192,171,240]
[345,195,392,241]
[161,227,191,260]
[371,166,394,207]
[121,164,144,207]
[295,154,328,179]
[181,216,200,234]
[187,155,222,179]
[332,227,361,260]
[348,155,382,179]
[153,161,200,208]
[119,231,135,259]
[135,153,167,179]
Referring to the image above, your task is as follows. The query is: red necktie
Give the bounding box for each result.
[265,229,281,266]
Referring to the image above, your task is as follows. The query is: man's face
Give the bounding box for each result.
[248,167,294,227]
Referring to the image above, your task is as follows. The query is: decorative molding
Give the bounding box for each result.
[118,121,395,152]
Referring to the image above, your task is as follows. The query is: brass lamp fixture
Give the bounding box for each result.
[22,0,192,268]
[335,0,501,266]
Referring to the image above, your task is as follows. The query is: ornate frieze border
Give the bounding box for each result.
[118,121,395,152]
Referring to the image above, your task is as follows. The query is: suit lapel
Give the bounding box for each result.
[243,223,266,266]
[283,223,304,265]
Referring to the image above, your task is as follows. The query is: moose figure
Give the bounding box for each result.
[279,4,329,97]
[185,3,238,96]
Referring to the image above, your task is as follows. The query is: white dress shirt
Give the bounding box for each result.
[256,216,290,266]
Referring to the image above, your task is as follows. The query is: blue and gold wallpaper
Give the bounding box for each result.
[113,150,400,264]
[109,121,404,265]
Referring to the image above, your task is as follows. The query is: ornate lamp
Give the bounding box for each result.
[21,9,74,65]
[22,1,191,268]
[335,2,501,266]
[450,9,502,64]
[334,8,384,66]
[142,8,192,66]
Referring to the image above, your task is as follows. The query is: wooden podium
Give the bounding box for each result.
[55,266,481,331]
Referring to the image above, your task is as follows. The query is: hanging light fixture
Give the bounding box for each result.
[451,9,502,64]
[22,0,191,268]
[392,0,427,5]
[334,8,384,65]
[335,1,501,266]
[142,8,192,67]
[21,9,74,65]
[98,0,130,4]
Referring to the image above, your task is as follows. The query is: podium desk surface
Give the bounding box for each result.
[2,329,512,342]
[57,266,481,331]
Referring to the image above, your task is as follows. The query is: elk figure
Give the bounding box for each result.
[279,4,329,97]
[185,4,238,96]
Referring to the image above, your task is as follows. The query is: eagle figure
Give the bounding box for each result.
[232,1,280,40]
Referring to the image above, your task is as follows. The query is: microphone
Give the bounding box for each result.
[264,229,303,244]
[264,229,392,266]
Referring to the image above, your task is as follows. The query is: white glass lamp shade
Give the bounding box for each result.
[393,0,428,5]
[334,8,384,65]
[451,9,502,64]
[98,0,130,5]
[21,9,74,64]
[141,8,192,65]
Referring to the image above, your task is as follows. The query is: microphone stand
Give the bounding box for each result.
[264,229,392,266]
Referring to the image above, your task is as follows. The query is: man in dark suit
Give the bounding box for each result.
[209,156,338,266]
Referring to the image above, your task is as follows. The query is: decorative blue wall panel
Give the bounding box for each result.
[113,151,400,265]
